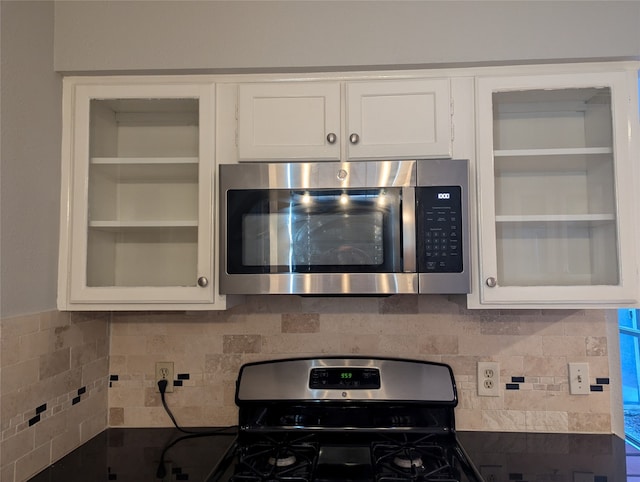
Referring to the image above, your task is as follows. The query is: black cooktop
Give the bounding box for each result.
[28,429,628,482]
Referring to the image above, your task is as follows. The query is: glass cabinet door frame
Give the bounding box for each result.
[62,81,215,304]
[476,70,639,305]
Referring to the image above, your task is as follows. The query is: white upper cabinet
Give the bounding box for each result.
[237,82,341,161]
[58,78,229,310]
[471,70,639,307]
[236,78,452,162]
[345,79,452,160]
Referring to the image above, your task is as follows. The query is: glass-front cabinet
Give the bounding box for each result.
[58,79,226,309]
[474,71,639,306]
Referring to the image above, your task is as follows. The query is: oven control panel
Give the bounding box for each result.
[309,367,381,389]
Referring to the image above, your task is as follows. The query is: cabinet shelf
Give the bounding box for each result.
[494,147,612,172]
[495,214,615,225]
[89,220,198,230]
[90,157,199,182]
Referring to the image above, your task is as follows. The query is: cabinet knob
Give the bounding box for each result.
[349,133,360,144]
[197,276,209,287]
[485,277,497,288]
[326,132,337,144]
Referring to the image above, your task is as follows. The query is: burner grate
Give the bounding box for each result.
[372,434,461,482]
[230,434,318,482]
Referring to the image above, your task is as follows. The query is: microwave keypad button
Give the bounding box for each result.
[417,186,464,273]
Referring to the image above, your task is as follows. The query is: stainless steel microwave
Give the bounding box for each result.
[219,159,470,295]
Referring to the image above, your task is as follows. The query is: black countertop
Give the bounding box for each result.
[29,428,628,481]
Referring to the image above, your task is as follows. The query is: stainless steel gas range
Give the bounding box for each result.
[206,357,483,482]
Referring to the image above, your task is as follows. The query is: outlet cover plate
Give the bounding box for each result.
[478,361,500,397]
[155,361,174,393]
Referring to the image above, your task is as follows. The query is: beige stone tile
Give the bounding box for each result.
[419,335,458,355]
[79,411,107,443]
[51,324,84,351]
[39,348,70,380]
[18,330,50,362]
[453,409,484,431]
[562,310,608,336]
[261,333,341,354]
[34,411,68,448]
[417,294,466,314]
[1,334,20,367]
[71,342,98,368]
[204,354,244,380]
[505,388,546,411]
[123,406,172,427]
[482,409,526,431]
[441,355,479,377]
[338,334,379,355]
[320,314,386,335]
[1,429,34,467]
[110,335,148,355]
[299,296,378,314]
[1,314,40,339]
[146,334,187,355]
[585,336,607,356]
[458,334,542,357]
[541,336,586,357]
[377,335,420,356]
[109,386,145,408]
[109,408,125,426]
[14,440,50,482]
[0,462,15,482]
[223,334,262,354]
[568,412,611,433]
[525,410,568,432]
[523,355,568,377]
[51,427,81,462]
[379,295,418,314]
[81,357,109,385]
[1,358,39,393]
[281,313,320,333]
[40,310,71,330]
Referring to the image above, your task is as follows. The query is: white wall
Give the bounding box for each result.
[53,0,640,73]
[0,1,61,317]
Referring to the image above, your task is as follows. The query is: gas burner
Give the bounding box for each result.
[372,435,460,481]
[230,434,318,482]
[267,451,297,468]
[393,453,424,470]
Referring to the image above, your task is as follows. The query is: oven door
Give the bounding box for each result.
[219,161,417,295]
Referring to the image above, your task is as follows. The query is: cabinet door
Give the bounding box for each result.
[61,82,217,306]
[475,71,638,306]
[346,79,452,160]
[237,82,341,161]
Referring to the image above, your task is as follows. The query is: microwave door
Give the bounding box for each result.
[222,187,416,295]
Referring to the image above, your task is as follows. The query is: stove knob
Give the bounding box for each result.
[342,391,347,398]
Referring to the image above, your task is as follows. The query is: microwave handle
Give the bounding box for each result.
[402,187,416,273]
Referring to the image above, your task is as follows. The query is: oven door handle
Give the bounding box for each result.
[402,187,417,273]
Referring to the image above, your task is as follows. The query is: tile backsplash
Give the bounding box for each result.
[109,295,614,434]
[0,311,109,482]
[0,296,617,481]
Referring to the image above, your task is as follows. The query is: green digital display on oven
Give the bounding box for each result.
[309,367,381,389]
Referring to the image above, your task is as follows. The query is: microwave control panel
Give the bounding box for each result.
[416,186,463,273]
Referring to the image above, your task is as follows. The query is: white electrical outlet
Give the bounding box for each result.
[155,361,174,393]
[568,362,589,395]
[478,361,500,397]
